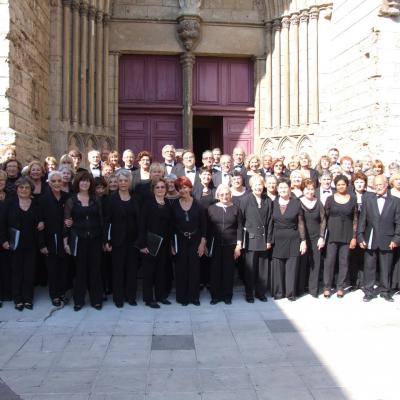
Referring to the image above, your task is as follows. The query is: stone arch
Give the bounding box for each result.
[86,135,99,152]
[68,133,84,153]
[260,139,275,155]
[297,135,316,163]
[278,136,295,161]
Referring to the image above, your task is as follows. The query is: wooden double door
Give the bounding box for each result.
[119,55,254,161]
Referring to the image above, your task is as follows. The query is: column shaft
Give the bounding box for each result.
[71,0,80,123]
[309,7,319,124]
[265,22,273,130]
[88,5,95,126]
[299,10,309,126]
[95,10,104,127]
[272,19,281,129]
[80,1,88,125]
[180,53,195,150]
[103,14,110,127]
[62,0,72,121]
[281,16,290,128]
[290,13,299,126]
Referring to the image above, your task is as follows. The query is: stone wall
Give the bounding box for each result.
[6,0,51,163]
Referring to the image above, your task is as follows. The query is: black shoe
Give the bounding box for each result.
[128,300,137,306]
[363,294,373,302]
[0,301,2,308]
[74,304,82,312]
[146,302,160,309]
[210,299,219,305]
[60,295,69,305]
[224,299,232,305]
[257,296,268,302]
[192,300,200,306]
[93,303,102,310]
[380,293,394,302]
[15,303,24,311]
[311,294,319,299]
[115,302,123,308]
[52,298,62,307]
[288,296,297,302]
[102,295,108,301]
[24,303,33,310]
[159,299,171,305]
[273,295,283,300]
[181,302,188,306]
[246,297,254,303]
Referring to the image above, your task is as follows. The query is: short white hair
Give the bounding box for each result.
[215,184,232,199]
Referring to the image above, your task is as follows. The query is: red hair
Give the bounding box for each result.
[174,176,193,191]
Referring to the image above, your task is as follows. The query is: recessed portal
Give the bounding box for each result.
[193,116,223,166]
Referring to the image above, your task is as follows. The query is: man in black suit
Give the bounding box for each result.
[176,150,200,186]
[357,175,400,302]
[160,144,177,175]
[232,147,246,175]
[122,149,137,172]
[212,154,232,188]
[316,172,335,206]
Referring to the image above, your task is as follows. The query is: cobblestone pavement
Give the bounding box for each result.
[0,287,399,400]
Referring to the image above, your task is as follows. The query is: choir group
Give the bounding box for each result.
[0,144,399,311]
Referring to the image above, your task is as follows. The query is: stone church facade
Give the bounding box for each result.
[0,0,399,166]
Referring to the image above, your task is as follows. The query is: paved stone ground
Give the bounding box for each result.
[0,286,399,400]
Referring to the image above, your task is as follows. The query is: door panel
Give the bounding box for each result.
[223,117,253,156]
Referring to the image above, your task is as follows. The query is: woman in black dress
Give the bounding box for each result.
[64,171,104,311]
[131,150,152,194]
[171,176,207,306]
[207,185,242,304]
[104,169,140,308]
[39,171,69,306]
[240,174,273,302]
[298,152,319,186]
[323,174,358,298]
[0,177,43,311]
[0,170,10,306]
[230,171,247,206]
[3,159,22,196]
[300,179,326,298]
[27,161,47,200]
[271,177,307,301]
[139,178,172,308]
[265,175,278,202]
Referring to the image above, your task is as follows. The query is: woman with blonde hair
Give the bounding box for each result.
[244,153,262,189]
[290,170,304,198]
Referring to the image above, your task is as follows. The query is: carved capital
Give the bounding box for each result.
[103,13,111,26]
[299,10,309,23]
[264,21,272,33]
[179,0,201,15]
[50,0,61,7]
[281,16,290,29]
[71,0,80,12]
[309,7,319,20]
[62,0,72,8]
[88,5,96,19]
[180,52,196,68]
[379,0,400,17]
[96,10,104,23]
[80,0,88,16]
[290,13,300,26]
[272,19,281,31]
[177,15,202,51]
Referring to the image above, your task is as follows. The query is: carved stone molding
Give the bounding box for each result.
[103,13,111,26]
[272,18,281,31]
[62,0,72,7]
[177,15,202,51]
[88,5,96,20]
[281,16,290,29]
[290,13,300,26]
[71,0,79,12]
[300,10,309,23]
[80,0,88,16]
[264,21,272,33]
[96,10,104,23]
[379,0,400,17]
[309,7,319,20]
[179,0,201,15]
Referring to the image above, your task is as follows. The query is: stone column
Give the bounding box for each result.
[309,7,319,124]
[110,52,120,142]
[95,9,104,127]
[290,13,299,126]
[265,22,272,129]
[88,4,95,127]
[299,10,309,126]
[71,0,80,123]
[254,56,266,140]
[103,13,110,128]
[62,0,72,121]
[281,16,290,128]
[272,19,281,129]
[180,52,195,150]
[79,0,88,125]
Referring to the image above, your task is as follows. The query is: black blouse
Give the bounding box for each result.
[172,198,207,239]
[301,199,326,241]
[207,204,242,246]
[325,195,358,243]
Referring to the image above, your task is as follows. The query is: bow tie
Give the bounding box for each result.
[186,170,195,174]
[377,194,387,199]
[165,163,173,167]
[92,166,100,170]
[234,164,243,169]
[223,173,230,177]
[323,190,331,193]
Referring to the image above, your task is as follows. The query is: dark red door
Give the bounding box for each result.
[223,117,254,156]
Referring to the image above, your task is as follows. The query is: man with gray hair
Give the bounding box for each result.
[87,149,101,178]
[161,144,177,175]
[122,149,137,172]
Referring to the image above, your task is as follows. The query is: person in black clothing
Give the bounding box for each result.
[207,184,242,304]
[230,171,247,206]
[240,174,273,303]
[0,170,10,306]
[3,159,22,196]
[27,161,47,200]
[299,179,326,298]
[130,150,152,194]
[171,176,207,306]
[39,171,69,306]
[64,171,104,311]
[104,169,140,308]
[323,174,358,299]
[271,177,307,301]
[298,152,319,187]
[357,175,400,302]
[0,177,43,311]
[139,178,172,308]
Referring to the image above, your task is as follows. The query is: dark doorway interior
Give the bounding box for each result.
[193,116,223,167]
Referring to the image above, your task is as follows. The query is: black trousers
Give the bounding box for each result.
[391,248,400,290]
[45,254,67,300]
[11,248,36,304]
[101,251,113,295]
[73,237,103,306]
[363,249,393,296]
[175,236,200,304]
[210,244,235,301]
[0,249,12,301]
[323,242,349,290]
[200,255,210,287]
[142,244,167,303]
[111,243,138,305]
[306,239,322,297]
[244,250,269,298]
[271,256,298,298]
[349,246,364,289]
